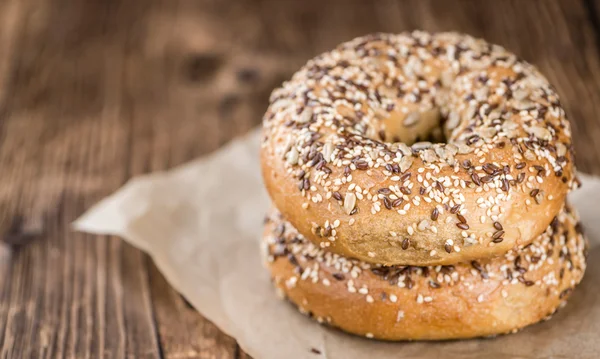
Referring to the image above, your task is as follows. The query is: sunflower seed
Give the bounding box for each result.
[322,141,334,162]
[286,146,299,164]
[528,126,552,141]
[399,156,414,173]
[298,107,313,123]
[344,192,357,215]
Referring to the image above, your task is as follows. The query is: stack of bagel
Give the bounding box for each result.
[260,31,587,340]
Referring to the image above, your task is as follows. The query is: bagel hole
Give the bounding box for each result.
[378,108,449,146]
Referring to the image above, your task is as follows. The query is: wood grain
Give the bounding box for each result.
[0,0,23,106]
[0,0,599,358]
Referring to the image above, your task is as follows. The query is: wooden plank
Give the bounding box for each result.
[147,263,238,359]
[581,0,600,173]
[0,0,23,107]
[0,0,163,357]
[116,1,301,357]
[107,0,284,357]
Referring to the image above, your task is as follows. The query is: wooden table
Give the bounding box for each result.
[1,0,600,357]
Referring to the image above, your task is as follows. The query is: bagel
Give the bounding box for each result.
[260,31,578,266]
[262,204,587,340]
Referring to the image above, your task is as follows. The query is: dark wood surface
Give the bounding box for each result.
[1,0,600,358]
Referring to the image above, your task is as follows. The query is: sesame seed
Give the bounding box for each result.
[418,219,430,231]
[396,310,405,322]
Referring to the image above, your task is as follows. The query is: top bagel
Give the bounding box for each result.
[260,31,578,266]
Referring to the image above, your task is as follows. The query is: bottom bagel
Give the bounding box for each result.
[262,204,587,340]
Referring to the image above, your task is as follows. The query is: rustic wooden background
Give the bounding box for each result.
[1,0,600,358]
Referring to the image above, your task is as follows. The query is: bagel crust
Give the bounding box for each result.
[261,32,578,266]
[262,205,587,340]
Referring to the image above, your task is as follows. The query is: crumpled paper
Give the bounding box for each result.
[74,129,600,359]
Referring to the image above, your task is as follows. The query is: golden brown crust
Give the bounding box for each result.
[261,31,578,266]
[262,204,587,340]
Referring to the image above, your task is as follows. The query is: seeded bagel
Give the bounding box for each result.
[261,31,578,265]
[262,204,587,340]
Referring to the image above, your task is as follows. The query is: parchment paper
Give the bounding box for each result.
[73,129,600,359]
